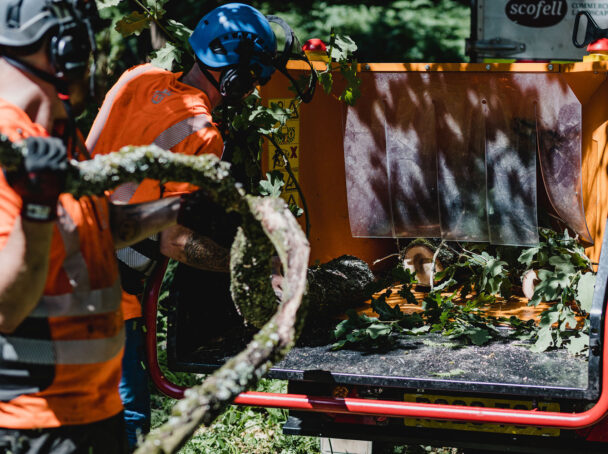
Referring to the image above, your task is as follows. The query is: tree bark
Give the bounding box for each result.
[306,254,375,317]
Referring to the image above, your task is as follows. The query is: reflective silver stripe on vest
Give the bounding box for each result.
[116,233,159,273]
[109,114,214,276]
[29,280,122,318]
[109,182,140,204]
[6,202,123,366]
[153,115,213,150]
[57,202,91,292]
[109,114,214,205]
[0,328,125,365]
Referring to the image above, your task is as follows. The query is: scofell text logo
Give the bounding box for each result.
[506,0,568,27]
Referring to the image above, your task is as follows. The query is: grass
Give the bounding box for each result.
[150,377,320,453]
[150,371,461,454]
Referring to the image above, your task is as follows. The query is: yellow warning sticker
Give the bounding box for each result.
[284,172,298,192]
[403,393,560,437]
[285,191,300,208]
[275,121,299,146]
[268,98,300,119]
[267,98,301,212]
[274,169,298,192]
[269,145,299,171]
[272,169,300,207]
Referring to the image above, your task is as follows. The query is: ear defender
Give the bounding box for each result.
[217,38,259,103]
[47,0,95,81]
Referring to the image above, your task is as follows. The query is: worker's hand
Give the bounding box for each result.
[177,190,239,247]
[5,137,68,222]
[176,189,214,233]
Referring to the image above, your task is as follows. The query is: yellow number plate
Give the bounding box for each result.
[403,393,560,436]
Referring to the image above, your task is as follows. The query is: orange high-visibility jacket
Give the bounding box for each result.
[0,98,123,428]
[87,64,224,320]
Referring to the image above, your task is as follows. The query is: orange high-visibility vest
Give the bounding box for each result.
[87,64,224,320]
[0,98,123,428]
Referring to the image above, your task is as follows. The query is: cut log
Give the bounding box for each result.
[522,269,539,300]
[403,244,443,287]
[306,255,375,317]
[233,254,375,330]
[402,239,460,287]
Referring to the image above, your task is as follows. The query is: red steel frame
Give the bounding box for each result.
[145,259,608,429]
[144,258,187,399]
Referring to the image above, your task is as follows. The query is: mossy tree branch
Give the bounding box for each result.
[136,196,309,453]
[0,135,310,454]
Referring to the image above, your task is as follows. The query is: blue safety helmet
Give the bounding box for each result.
[189,3,316,104]
[190,3,276,83]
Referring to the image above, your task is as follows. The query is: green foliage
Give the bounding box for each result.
[136,1,469,63]
[317,31,361,105]
[332,230,595,356]
[517,229,594,355]
[114,0,168,37]
[331,298,430,352]
[151,379,320,453]
[577,272,596,313]
[258,171,285,198]
[115,10,150,37]
[150,41,182,71]
[434,249,511,300]
[264,0,469,63]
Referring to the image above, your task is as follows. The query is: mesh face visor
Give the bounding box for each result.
[266,15,317,103]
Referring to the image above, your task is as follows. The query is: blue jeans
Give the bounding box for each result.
[119,318,151,450]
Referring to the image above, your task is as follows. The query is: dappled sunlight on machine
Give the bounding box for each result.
[343,68,590,246]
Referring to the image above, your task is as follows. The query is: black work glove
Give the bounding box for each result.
[5,136,68,222]
[177,189,240,248]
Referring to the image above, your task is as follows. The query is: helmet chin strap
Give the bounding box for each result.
[2,55,89,160]
[196,59,246,106]
[196,59,222,95]
[2,55,69,95]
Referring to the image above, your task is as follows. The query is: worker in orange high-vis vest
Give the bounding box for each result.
[86,3,316,449]
[0,1,216,452]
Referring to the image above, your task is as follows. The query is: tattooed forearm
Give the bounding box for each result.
[159,224,230,272]
[110,197,180,249]
[183,232,230,272]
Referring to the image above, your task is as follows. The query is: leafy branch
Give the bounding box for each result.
[332,230,596,356]
[317,31,361,105]
[517,228,595,354]
[0,135,310,454]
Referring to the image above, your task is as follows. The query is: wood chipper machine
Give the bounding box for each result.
[143,3,608,453]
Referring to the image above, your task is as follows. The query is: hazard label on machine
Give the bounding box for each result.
[270,144,299,171]
[267,98,301,208]
[269,169,300,207]
[403,393,560,436]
